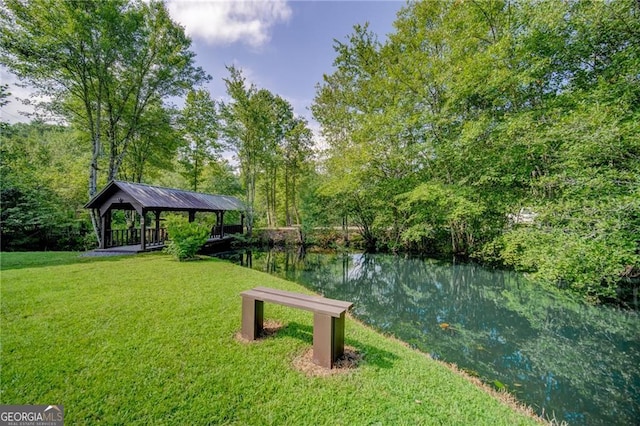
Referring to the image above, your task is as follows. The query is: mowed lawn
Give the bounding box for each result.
[1,252,540,425]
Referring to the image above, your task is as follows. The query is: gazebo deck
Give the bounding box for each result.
[93,244,164,254]
[91,236,235,254]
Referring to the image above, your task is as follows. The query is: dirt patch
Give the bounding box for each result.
[292,346,362,377]
[235,319,285,343]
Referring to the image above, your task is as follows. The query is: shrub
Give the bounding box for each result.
[497,226,636,302]
[163,214,210,261]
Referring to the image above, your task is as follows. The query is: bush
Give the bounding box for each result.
[497,226,637,302]
[163,214,210,261]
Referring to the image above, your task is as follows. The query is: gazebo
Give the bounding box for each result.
[85,180,245,251]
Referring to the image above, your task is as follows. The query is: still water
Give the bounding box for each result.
[217,249,640,425]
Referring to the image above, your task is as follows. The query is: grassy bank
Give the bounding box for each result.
[1,252,540,425]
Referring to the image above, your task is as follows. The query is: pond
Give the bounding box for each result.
[216,249,640,425]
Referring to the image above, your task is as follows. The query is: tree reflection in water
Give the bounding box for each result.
[218,249,640,426]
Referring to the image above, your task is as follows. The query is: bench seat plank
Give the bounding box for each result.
[252,286,353,310]
[241,289,347,317]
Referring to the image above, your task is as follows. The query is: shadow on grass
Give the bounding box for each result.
[275,321,399,370]
[0,251,145,271]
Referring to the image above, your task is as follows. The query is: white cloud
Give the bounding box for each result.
[0,68,39,123]
[307,119,328,153]
[167,0,292,47]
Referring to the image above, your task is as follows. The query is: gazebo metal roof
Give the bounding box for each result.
[85,180,245,212]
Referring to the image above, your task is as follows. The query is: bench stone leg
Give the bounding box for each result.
[313,312,346,368]
[333,312,346,360]
[241,296,263,340]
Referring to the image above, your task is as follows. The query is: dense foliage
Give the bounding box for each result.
[312,0,640,301]
[0,123,92,251]
[177,90,220,191]
[162,214,210,261]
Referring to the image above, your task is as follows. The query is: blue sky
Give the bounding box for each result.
[181,1,404,119]
[1,1,406,133]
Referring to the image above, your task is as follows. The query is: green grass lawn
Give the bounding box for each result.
[1,252,541,425]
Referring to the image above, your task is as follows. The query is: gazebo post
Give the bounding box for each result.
[188,211,195,222]
[220,211,225,237]
[140,210,146,251]
[215,211,221,238]
[100,209,111,249]
[154,210,161,244]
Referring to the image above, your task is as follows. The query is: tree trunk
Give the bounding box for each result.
[271,170,277,226]
[292,173,300,225]
[285,165,291,226]
[88,85,103,247]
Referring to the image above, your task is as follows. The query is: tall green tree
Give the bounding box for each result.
[177,89,219,191]
[201,159,242,197]
[282,117,314,226]
[0,0,208,244]
[497,0,640,299]
[254,89,284,228]
[121,100,179,183]
[219,66,262,235]
[313,24,419,250]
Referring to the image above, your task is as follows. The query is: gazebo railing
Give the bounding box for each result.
[106,228,167,248]
[105,224,244,248]
[146,228,167,247]
[107,229,139,247]
[211,224,243,238]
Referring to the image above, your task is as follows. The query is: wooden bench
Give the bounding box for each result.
[240,286,353,368]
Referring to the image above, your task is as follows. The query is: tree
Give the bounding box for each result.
[0,0,208,244]
[219,66,260,235]
[260,92,289,228]
[121,100,180,183]
[177,89,219,191]
[201,159,242,197]
[282,117,314,226]
[313,24,418,250]
[219,67,278,234]
[494,0,640,299]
